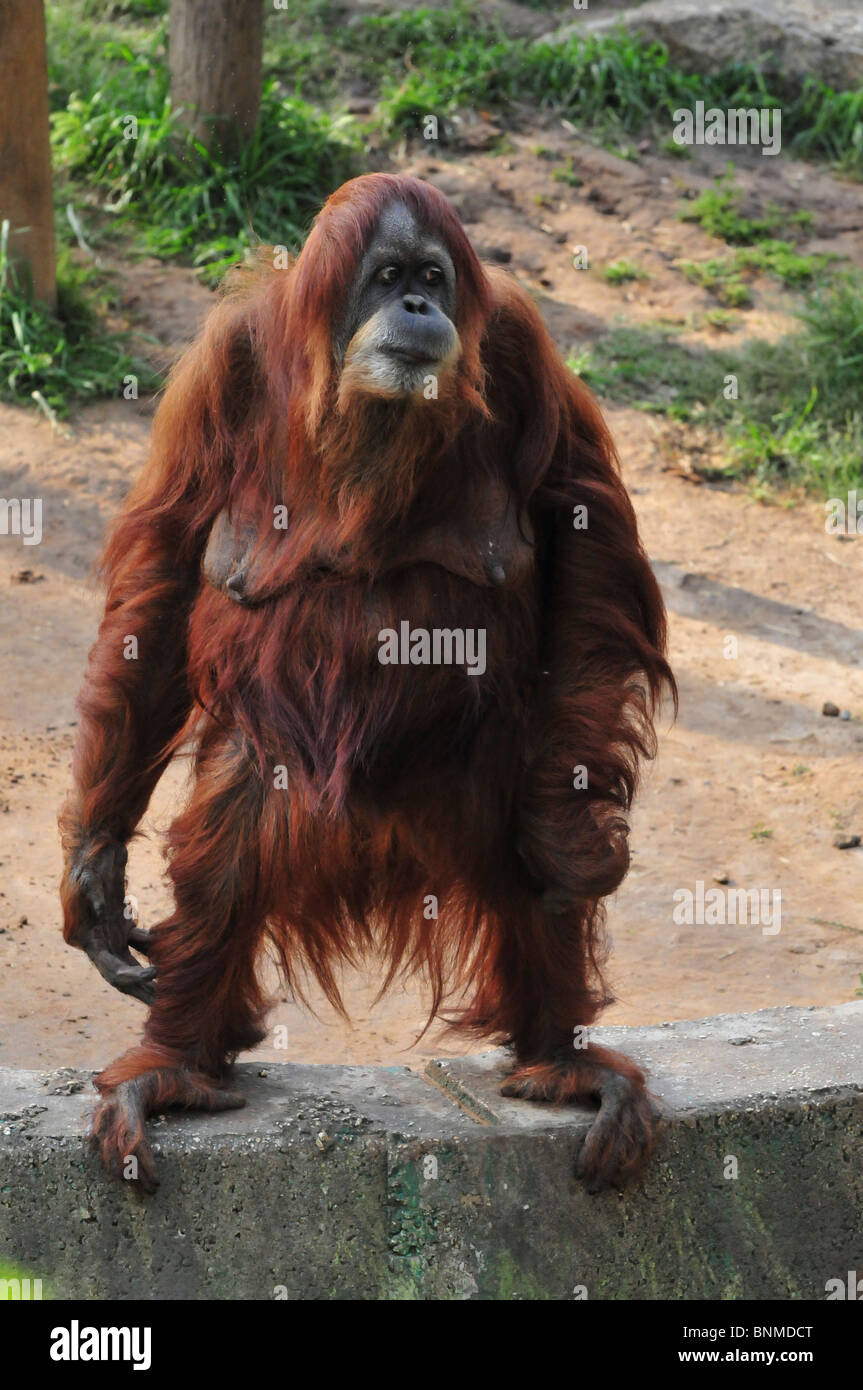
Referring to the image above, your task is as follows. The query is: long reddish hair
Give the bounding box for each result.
[65,173,674,1047]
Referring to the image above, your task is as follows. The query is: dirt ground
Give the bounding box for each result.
[1,128,862,1075]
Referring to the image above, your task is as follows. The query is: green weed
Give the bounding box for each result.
[0,220,159,413]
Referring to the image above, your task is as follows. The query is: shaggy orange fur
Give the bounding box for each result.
[60,173,674,1192]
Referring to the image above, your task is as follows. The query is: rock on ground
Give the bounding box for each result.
[552,0,863,95]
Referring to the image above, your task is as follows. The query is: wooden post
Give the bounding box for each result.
[168,0,264,159]
[0,0,56,309]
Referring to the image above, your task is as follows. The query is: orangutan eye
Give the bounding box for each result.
[376,265,400,286]
[422,265,443,285]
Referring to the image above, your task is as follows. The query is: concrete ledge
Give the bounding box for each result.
[2,1003,862,1300]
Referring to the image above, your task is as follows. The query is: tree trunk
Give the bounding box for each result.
[0,0,56,309]
[168,0,264,158]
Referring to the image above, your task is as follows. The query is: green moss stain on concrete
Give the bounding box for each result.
[388,1155,441,1262]
[493,1251,552,1301]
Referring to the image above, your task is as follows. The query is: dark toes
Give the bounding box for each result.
[576,1088,658,1192]
[88,1069,246,1194]
[500,1059,659,1191]
[499,1072,548,1101]
[89,1086,160,1193]
[499,1075,530,1100]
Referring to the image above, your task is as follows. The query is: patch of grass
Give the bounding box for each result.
[370,20,709,140]
[575,273,863,494]
[46,2,166,112]
[784,77,863,175]
[264,0,353,99]
[551,158,583,187]
[573,324,737,423]
[339,10,729,144]
[362,10,517,139]
[0,221,160,414]
[355,10,863,173]
[602,259,649,285]
[731,396,863,495]
[796,274,863,423]
[750,823,774,840]
[703,308,738,331]
[80,0,166,14]
[50,28,359,282]
[680,175,820,250]
[680,180,787,244]
[734,239,834,287]
[680,238,834,304]
[659,135,691,159]
[679,258,753,306]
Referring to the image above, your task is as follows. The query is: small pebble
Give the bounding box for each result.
[822,701,840,717]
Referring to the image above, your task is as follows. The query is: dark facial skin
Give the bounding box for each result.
[335,201,460,396]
